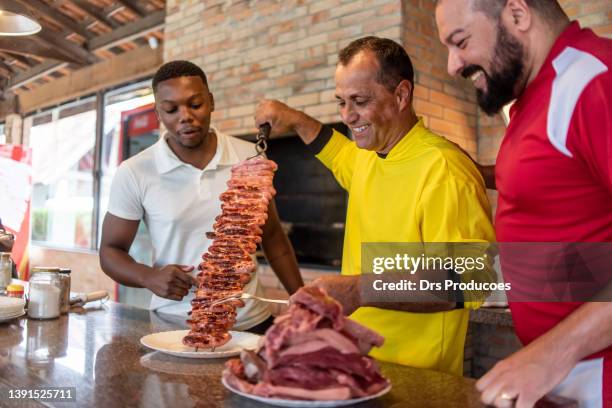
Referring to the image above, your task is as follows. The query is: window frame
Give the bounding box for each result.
[26,77,153,252]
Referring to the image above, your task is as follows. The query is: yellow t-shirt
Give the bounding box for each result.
[315,119,495,375]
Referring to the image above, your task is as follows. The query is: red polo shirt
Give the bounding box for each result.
[495,21,611,402]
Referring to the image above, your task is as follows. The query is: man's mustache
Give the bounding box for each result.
[461,65,485,79]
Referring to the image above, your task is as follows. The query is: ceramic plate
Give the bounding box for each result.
[222,377,391,407]
[140,329,261,358]
[0,310,25,323]
[0,297,26,316]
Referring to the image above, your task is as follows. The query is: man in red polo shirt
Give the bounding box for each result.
[436,1,611,407]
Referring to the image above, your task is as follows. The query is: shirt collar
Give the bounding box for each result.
[154,126,241,174]
[382,117,426,161]
[511,21,581,119]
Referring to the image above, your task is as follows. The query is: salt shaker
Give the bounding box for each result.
[28,269,61,319]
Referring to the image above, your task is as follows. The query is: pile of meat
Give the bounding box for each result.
[223,286,390,401]
[182,156,277,350]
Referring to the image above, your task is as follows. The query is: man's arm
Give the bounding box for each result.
[261,199,303,295]
[99,213,196,301]
[255,100,322,145]
[310,269,457,315]
[479,164,496,190]
[448,141,497,190]
[477,302,612,408]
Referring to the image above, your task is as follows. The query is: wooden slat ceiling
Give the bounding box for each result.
[0,0,165,96]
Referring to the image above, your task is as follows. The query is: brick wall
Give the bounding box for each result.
[403,0,479,156]
[164,0,402,136]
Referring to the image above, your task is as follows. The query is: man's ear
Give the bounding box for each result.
[210,92,215,112]
[396,80,413,112]
[153,103,161,122]
[503,0,532,33]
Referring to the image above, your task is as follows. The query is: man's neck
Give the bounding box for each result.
[377,113,419,155]
[524,18,571,87]
[167,130,217,170]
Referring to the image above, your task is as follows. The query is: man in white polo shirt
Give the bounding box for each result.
[99,60,303,333]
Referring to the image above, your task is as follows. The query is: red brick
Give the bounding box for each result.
[414,99,443,118]
[276,73,304,87]
[413,85,429,100]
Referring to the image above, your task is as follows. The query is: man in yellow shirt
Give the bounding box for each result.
[255,36,495,375]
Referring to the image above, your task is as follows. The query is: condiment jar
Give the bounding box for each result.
[58,268,71,314]
[0,252,12,291]
[28,269,61,319]
[6,283,24,298]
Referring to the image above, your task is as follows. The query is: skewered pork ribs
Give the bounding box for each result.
[183,156,277,349]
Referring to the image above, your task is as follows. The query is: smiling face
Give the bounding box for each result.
[436,0,526,115]
[334,51,409,153]
[154,76,215,151]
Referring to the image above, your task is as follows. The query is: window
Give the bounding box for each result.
[28,97,97,249]
[25,80,154,250]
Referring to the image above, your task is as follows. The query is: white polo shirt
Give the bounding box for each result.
[107,127,271,330]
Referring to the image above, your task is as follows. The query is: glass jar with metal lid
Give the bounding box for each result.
[28,268,61,319]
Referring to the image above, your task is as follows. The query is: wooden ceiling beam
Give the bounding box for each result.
[8,9,164,90]
[87,10,164,50]
[15,0,93,40]
[0,37,84,64]
[9,61,70,90]
[0,61,16,75]
[4,52,36,68]
[69,0,119,29]
[116,0,147,17]
[34,27,98,65]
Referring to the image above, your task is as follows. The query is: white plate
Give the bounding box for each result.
[140,329,261,358]
[0,310,25,322]
[222,377,391,407]
[0,297,26,315]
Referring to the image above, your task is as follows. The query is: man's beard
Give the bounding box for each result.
[462,24,525,116]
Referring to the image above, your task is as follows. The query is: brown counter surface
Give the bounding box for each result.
[0,301,483,407]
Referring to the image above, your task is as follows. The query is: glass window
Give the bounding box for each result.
[28,97,96,249]
[100,82,156,308]
[98,81,155,239]
[25,79,155,254]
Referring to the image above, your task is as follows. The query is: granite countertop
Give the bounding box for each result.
[0,301,484,407]
[470,307,513,327]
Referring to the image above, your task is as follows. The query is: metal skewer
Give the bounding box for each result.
[210,292,289,307]
[247,123,271,159]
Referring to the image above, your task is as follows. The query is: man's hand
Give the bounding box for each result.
[146,264,197,301]
[0,231,14,252]
[255,99,300,135]
[476,341,573,408]
[255,99,322,145]
[309,275,361,315]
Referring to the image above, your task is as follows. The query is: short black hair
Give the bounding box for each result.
[338,36,414,92]
[438,0,566,23]
[152,60,208,92]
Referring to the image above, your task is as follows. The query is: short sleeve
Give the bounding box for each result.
[417,155,497,309]
[107,163,144,221]
[314,129,360,191]
[569,72,612,193]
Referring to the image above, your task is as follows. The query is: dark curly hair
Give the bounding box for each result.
[338,36,414,92]
[152,60,208,92]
